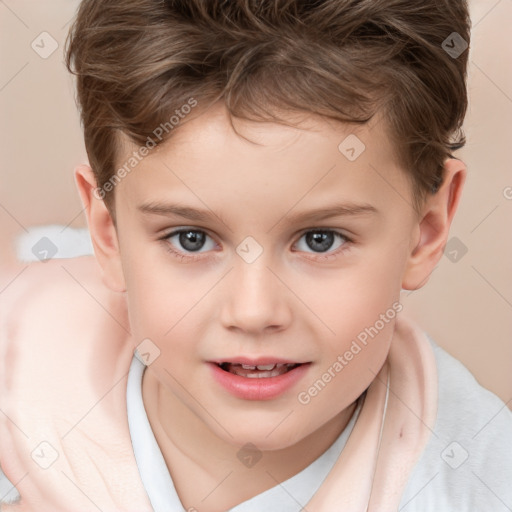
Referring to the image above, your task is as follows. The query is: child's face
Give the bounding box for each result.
[112,102,420,449]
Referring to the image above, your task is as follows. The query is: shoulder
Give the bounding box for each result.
[0,256,132,402]
[0,255,130,351]
[0,257,137,508]
[400,335,512,511]
[1,255,119,322]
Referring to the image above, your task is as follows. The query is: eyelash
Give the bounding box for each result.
[159,228,354,263]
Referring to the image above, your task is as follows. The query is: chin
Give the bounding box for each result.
[210,415,312,453]
[232,433,302,453]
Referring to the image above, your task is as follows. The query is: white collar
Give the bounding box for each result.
[126,354,363,512]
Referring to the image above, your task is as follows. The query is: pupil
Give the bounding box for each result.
[180,230,205,251]
[306,231,334,252]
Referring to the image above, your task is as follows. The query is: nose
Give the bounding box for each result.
[220,251,292,336]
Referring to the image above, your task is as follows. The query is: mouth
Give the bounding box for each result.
[216,362,302,379]
[209,358,311,400]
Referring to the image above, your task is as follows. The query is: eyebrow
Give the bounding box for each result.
[138,201,378,225]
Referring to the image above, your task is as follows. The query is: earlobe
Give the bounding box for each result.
[74,164,127,293]
[401,158,467,290]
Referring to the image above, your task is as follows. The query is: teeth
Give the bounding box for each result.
[256,364,276,371]
[245,368,283,378]
[218,362,301,378]
[240,363,278,371]
[221,363,300,378]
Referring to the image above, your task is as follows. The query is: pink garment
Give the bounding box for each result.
[306,314,438,511]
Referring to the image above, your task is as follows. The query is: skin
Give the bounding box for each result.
[72,101,466,512]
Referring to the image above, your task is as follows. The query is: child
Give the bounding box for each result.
[1,0,511,510]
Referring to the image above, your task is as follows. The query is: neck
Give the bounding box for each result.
[142,368,359,512]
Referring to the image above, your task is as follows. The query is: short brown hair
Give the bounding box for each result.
[65,0,470,215]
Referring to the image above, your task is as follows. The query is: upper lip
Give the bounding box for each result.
[210,357,308,366]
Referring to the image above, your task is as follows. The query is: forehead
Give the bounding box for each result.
[114,103,411,220]
[138,102,396,161]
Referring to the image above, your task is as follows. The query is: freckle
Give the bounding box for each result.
[399,428,403,438]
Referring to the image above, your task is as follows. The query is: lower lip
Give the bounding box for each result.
[208,363,311,401]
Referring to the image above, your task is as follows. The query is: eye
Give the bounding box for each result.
[293,229,351,260]
[161,228,217,262]
[160,227,352,263]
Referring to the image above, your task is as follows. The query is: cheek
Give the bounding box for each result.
[297,250,402,395]
[303,259,402,344]
[123,259,216,375]
[121,238,198,332]
[296,314,395,433]
[127,279,193,344]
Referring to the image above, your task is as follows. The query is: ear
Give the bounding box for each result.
[74,164,126,292]
[402,158,467,290]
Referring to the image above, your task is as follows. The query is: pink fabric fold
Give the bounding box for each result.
[305,314,438,511]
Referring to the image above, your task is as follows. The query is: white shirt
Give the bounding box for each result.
[126,336,512,511]
[2,335,512,510]
[126,352,364,512]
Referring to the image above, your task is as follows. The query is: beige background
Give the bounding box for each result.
[0,1,511,406]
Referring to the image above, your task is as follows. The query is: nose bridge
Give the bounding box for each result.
[221,238,290,333]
